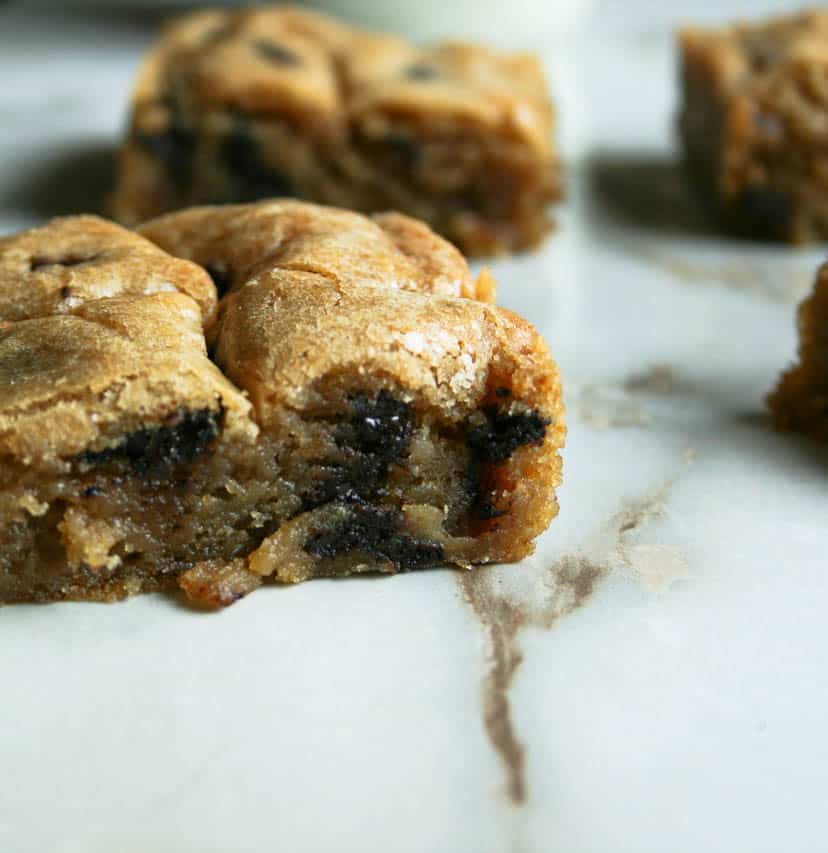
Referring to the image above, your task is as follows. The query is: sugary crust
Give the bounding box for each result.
[0,215,217,324]
[137,200,491,301]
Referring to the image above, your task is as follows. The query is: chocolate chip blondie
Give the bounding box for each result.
[0,202,564,607]
[768,260,828,439]
[679,10,828,242]
[111,6,561,256]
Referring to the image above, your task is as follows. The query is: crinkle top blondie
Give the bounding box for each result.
[112,6,561,256]
[679,9,828,242]
[0,202,564,607]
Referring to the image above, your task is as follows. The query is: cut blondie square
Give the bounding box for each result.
[0,202,564,607]
[111,6,561,256]
[679,10,828,242]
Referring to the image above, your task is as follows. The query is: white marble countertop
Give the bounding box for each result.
[1,4,827,852]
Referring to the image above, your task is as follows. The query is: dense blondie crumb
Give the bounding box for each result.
[679,10,828,242]
[111,5,561,256]
[0,202,565,607]
[769,261,828,438]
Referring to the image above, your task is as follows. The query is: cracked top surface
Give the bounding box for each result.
[0,217,253,467]
[137,199,492,302]
[129,5,554,154]
[0,215,217,324]
[137,201,556,432]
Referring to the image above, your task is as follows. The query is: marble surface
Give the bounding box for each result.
[1,4,827,852]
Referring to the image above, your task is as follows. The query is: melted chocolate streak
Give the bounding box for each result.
[79,407,223,479]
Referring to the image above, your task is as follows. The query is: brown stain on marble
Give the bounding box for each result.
[624,364,682,395]
[573,365,700,430]
[613,480,672,540]
[458,570,527,805]
[459,465,694,807]
[572,382,652,429]
[458,556,607,807]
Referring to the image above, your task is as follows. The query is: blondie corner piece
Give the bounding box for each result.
[110,5,562,256]
[769,261,828,439]
[0,202,565,608]
[678,10,828,243]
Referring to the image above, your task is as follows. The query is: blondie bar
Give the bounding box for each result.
[679,10,828,242]
[0,202,564,606]
[111,6,561,256]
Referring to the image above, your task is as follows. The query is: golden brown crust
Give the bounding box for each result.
[138,200,492,302]
[0,215,217,324]
[0,295,254,468]
[0,216,254,469]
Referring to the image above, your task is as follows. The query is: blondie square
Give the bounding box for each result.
[0,203,564,606]
[679,10,828,242]
[111,6,561,256]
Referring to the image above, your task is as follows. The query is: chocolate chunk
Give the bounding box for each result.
[205,262,232,298]
[253,39,301,66]
[464,405,549,521]
[733,186,792,237]
[136,125,195,188]
[405,63,440,81]
[383,131,422,171]
[475,500,507,520]
[466,406,549,465]
[304,497,444,571]
[304,390,415,508]
[79,407,223,478]
[344,390,413,463]
[220,128,294,201]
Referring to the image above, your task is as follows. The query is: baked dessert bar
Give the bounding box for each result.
[679,10,828,242]
[0,202,564,606]
[111,6,561,256]
[768,260,828,438]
